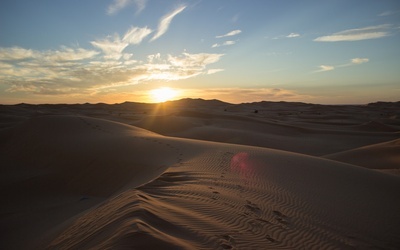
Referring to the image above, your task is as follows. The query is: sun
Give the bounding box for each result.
[150,87,178,103]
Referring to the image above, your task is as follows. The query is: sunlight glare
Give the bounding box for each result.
[150,87,178,103]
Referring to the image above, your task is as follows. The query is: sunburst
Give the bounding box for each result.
[150,87,178,103]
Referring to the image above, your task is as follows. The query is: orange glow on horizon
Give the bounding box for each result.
[149,87,180,103]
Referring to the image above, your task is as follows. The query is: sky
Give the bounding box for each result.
[0,0,399,104]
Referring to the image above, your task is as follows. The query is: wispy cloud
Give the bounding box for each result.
[90,35,129,60]
[133,0,147,15]
[314,65,335,73]
[107,0,132,15]
[91,26,152,59]
[150,5,186,42]
[207,69,224,75]
[0,46,99,62]
[231,14,240,23]
[313,58,369,73]
[211,41,236,48]
[378,10,400,17]
[167,52,224,70]
[216,30,242,38]
[314,24,391,42]
[286,33,300,38]
[351,58,369,64]
[0,47,39,60]
[337,58,370,68]
[107,0,147,15]
[123,26,152,44]
[272,32,301,40]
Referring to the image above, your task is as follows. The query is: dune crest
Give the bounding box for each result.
[324,138,400,175]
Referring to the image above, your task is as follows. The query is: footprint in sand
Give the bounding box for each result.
[245,200,261,216]
[273,210,289,225]
[211,191,220,200]
[219,234,235,249]
[265,234,277,243]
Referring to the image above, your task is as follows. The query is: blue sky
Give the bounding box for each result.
[0,0,399,104]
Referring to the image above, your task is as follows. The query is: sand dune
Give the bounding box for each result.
[1,113,400,249]
[152,101,397,150]
[324,139,400,175]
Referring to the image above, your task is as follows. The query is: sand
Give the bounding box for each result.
[0,99,399,249]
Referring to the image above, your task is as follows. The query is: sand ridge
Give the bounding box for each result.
[46,125,400,249]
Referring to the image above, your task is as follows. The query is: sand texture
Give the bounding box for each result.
[1,100,399,249]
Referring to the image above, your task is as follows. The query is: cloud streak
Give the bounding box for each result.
[90,35,129,60]
[378,10,400,17]
[107,0,147,15]
[272,32,301,40]
[314,58,369,73]
[216,30,242,38]
[150,5,186,42]
[351,58,369,64]
[133,0,147,15]
[207,69,224,75]
[0,46,99,62]
[286,33,300,38]
[123,26,152,44]
[0,47,39,60]
[315,65,335,73]
[90,26,152,59]
[211,41,236,48]
[107,0,132,15]
[314,24,391,42]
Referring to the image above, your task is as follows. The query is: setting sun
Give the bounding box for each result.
[150,87,179,103]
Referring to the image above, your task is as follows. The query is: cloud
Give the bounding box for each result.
[91,26,152,59]
[43,46,100,61]
[122,26,152,44]
[216,30,242,38]
[286,33,300,38]
[90,35,129,60]
[351,58,369,64]
[168,52,223,67]
[315,65,335,73]
[0,7,226,99]
[150,5,186,42]
[107,0,133,15]
[313,58,369,73]
[231,14,240,23]
[378,11,399,17]
[337,58,370,67]
[0,46,99,62]
[107,0,147,15]
[314,24,391,42]
[211,40,236,48]
[133,0,147,15]
[207,69,224,75]
[271,33,301,40]
[0,47,224,96]
[0,47,39,60]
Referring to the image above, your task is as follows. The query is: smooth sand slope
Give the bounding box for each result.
[1,114,400,249]
[324,139,400,175]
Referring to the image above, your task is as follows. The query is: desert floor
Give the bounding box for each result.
[1,99,399,249]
